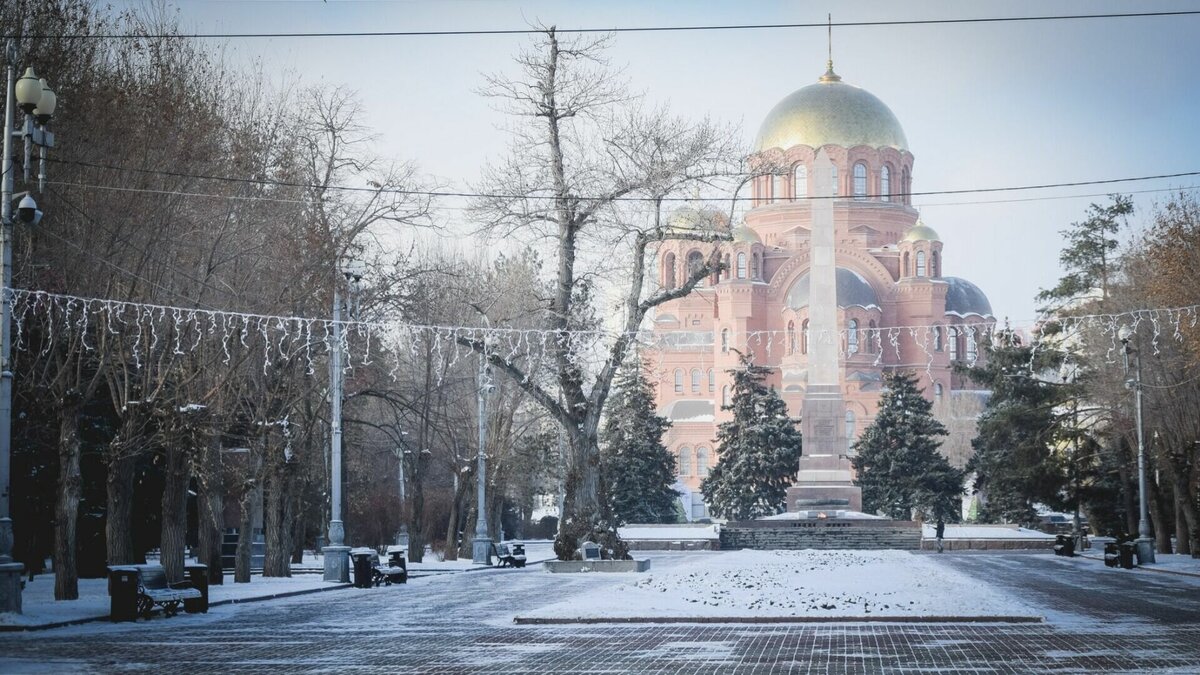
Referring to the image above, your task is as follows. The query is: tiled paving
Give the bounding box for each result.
[2,552,1199,673]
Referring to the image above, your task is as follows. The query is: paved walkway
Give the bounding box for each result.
[1,551,1198,673]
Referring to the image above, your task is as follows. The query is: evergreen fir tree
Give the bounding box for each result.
[962,330,1072,524]
[701,352,803,520]
[852,371,964,521]
[600,362,680,525]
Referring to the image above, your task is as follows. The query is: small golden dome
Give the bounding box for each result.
[901,220,940,242]
[731,224,762,245]
[755,67,908,153]
[667,205,726,232]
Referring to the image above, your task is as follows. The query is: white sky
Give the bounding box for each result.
[124,0,1200,322]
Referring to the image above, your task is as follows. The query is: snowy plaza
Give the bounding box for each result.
[3,548,1200,673]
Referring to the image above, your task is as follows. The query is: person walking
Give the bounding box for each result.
[935,518,945,553]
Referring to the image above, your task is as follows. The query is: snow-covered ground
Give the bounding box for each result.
[2,573,339,628]
[522,549,1039,620]
[1137,553,1200,576]
[618,525,719,540]
[922,524,1056,540]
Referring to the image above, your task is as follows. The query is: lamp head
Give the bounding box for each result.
[15,67,43,114]
[33,79,56,124]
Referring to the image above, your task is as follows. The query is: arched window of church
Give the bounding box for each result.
[853,162,868,200]
[831,165,839,197]
[902,166,911,204]
[664,252,676,289]
[721,385,730,408]
[933,325,943,352]
[848,319,859,354]
[773,173,786,203]
[845,409,856,453]
[721,328,730,353]
[880,165,891,202]
[708,369,715,393]
[736,252,747,279]
[674,369,684,392]
[948,327,959,361]
[932,251,940,278]
[916,250,927,277]
[691,368,702,393]
[696,447,710,477]
[935,382,944,402]
[868,319,877,354]
[793,164,807,199]
[902,251,910,277]
[966,332,978,362]
[751,252,761,280]
[678,447,692,476]
[686,250,704,282]
[802,319,810,354]
[787,320,796,355]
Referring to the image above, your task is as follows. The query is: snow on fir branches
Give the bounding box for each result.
[600,362,681,525]
[851,371,965,521]
[701,351,803,520]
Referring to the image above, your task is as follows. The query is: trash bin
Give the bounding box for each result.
[352,551,374,588]
[184,563,209,613]
[1119,542,1136,569]
[109,567,140,622]
[1103,542,1119,567]
[1054,535,1067,556]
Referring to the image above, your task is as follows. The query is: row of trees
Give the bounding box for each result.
[966,193,1199,556]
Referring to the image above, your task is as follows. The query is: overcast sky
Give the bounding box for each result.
[123,0,1200,323]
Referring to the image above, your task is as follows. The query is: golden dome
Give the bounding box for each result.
[901,220,940,242]
[667,205,726,232]
[755,66,908,153]
[731,224,762,244]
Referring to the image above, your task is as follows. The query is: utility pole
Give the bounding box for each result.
[471,351,494,564]
[1119,325,1156,564]
[323,261,363,581]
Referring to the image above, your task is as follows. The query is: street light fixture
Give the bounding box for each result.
[1,41,59,615]
[1118,325,1155,564]
[323,258,365,583]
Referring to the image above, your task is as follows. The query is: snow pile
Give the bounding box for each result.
[523,549,1038,619]
[922,524,1055,540]
[618,525,719,540]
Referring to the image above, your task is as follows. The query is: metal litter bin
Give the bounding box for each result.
[109,567,140,622]
[184,563,209,613]
[1103,542,1119,567]
[352,551,374,588]
[1119,542,1136,569]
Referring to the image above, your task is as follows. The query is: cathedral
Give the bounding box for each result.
[650,61,994,520]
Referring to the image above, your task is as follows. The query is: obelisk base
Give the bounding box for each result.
[789,384,862,512]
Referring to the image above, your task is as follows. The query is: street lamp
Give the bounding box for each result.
[323,258,364,582]
[471,339,495,565]
[1118,324,1155,564]
[1,40,58,615]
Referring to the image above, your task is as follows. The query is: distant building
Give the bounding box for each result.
[650,63,994,519]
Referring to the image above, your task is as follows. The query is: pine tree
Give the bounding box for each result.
[701,352,803,520]
[852,371,964,521]
[600,362,680,525]
[962,330,1072,524]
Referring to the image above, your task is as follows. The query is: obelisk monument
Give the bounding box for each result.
[786,149,863,511]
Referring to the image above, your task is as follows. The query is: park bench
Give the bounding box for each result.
[109,564,203,620]
[351,549,407,587]
[378,548,408,585]
[493,542,527,568]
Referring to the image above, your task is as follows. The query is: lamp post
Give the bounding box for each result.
[323,259,364,582]
[1118,325,1155,564]
[471,343,495,564]
[1,40,57,615]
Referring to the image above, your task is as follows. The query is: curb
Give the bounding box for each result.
[513,615,1044,625]
[1076,554,1200,579]
[0,581,353,633]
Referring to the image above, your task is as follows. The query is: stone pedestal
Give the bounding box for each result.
[0,562,23,614]
[322,545,350,583]
[472,537,493,566]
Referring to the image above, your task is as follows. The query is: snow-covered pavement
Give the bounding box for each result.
[524,549,1036,620]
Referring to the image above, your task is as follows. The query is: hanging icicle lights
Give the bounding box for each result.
[8,289,1200,380]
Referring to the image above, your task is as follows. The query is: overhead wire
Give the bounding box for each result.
[7,10,1200,40]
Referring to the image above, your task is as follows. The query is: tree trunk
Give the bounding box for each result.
[234,483,256,583]
[160,442,191,583]
[105,451,138,565]
[554,424,626,560]
[290,494,305,565]
[1118,463,1137,536]
[263,453,295,578]
[54,402,83,601]
[442,473,462,561]
[195,431,225,585]
[408,475,425,563]
[1176,492,1192,556]
[1146,471,1172,554]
